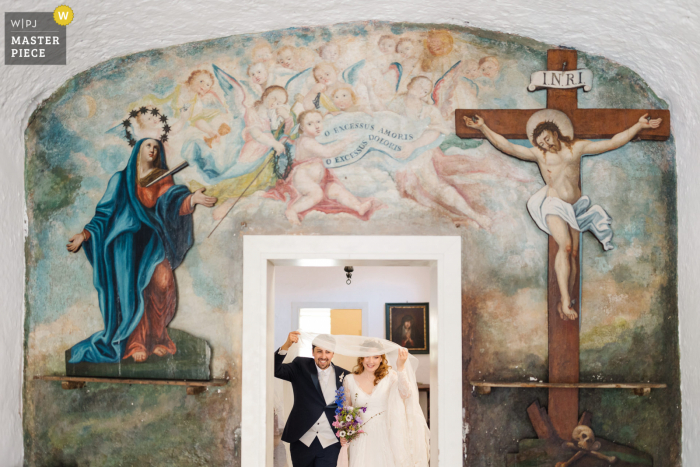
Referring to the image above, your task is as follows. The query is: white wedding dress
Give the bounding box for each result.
[343,369,422,467]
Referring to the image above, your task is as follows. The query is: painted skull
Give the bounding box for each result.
[572,425,598,451]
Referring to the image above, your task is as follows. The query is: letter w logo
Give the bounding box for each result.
[58,11,69,20]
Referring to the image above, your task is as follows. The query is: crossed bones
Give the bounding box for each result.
[555,425,618,467]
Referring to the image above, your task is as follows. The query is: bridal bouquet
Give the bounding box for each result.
[332,386,368,442]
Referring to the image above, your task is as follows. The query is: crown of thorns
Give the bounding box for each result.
[530,119,564,139]
[121,106,171,147]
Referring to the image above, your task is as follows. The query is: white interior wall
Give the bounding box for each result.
[274,266,432,384]
[1,1,698,465]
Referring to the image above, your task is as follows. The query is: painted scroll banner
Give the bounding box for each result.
[318,111,442,168]
[527,69,593,92]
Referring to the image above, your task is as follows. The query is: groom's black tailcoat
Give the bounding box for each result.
[274,349,350,444]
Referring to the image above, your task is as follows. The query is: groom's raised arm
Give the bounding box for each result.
[274,331,301,382]
[274,349,296,382]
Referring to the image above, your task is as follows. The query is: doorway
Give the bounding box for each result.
[275,266,432,458]
[241,236,462,466]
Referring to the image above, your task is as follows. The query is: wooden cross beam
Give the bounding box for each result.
[456,53,670,141]
[457,49,670,440]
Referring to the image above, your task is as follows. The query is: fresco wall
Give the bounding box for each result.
[23,21,679,465]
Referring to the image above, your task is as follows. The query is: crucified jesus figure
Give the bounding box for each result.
[465,109,662,320]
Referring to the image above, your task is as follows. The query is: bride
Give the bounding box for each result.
[281,332,429,467]
[341,339,429,467]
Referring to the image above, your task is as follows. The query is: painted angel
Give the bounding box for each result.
[134,69,229,148]
[197,65,294,219]
[263,109,381,225]
[387,75,533,230]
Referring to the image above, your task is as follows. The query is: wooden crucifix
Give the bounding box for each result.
[456,49,670,440]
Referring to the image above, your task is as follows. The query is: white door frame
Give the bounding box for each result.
[242,235,462,467]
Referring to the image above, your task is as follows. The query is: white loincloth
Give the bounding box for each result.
[526,186,614,251]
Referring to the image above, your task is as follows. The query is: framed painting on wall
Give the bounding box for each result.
[385,303,429,354]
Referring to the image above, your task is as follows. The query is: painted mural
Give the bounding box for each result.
[23,21,679,466]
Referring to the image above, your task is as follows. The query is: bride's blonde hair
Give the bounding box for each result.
[352,339,391,385]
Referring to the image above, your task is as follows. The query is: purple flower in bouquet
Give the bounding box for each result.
[333,392,384,444]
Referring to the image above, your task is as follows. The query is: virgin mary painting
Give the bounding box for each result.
[66,138,216,364]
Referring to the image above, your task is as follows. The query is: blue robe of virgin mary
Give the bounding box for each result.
[69,139,194,364]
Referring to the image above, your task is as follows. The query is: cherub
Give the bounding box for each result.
[473,56,501,96]
[275,45,297,70]
[318,42,340,63]
[329,85,369,115]
[420,30,458,78]
[265,45,299,87]
[130,69,228,147]
[265,109,377,225]
[478,56,500,80]
[290,53,375,114]
[247,59,296,98]
[465,110,663,320]
[355,34,401,107]
[303,62,341,112]
[474,55,539,109]
[395,37,424,93]
[211,85,292,220]
[246,62,269,99]
[251,41,274,66]
[239,85,291,163]
[294,47,318,71]
[460,60,482,81]
[378,34,397,56]
[175,69,229,147]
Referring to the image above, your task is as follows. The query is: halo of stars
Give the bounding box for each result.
[121,106,171,147]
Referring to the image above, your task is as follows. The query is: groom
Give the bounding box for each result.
[274,331,350,467]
